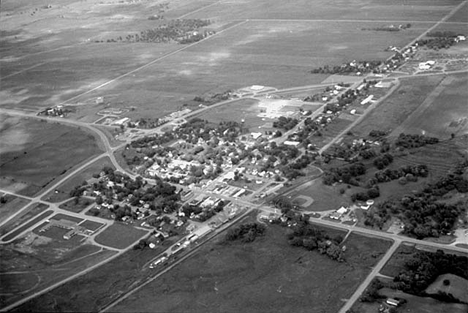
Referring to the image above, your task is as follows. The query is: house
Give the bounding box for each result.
[386,298,400,307]
[337,206,348,215]
[283,141,300,147]
[360,95,374,105]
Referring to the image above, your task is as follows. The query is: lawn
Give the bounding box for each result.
[0,195,30,224]
[94,223,149,249]
[0,115,102,197]
[111,223,391,313]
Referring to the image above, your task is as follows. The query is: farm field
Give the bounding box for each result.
[0,195,30,224]
[0,0,444,122]
[111,226,391,313]
[94,223,149,249]
[69,19,433,121]
[0,115,102,196]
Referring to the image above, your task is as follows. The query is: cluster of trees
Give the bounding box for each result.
[373,153,394,169]
[362,23,411,32]
[193,90,233,105]
[360,279,386,302]
[105,19,211,44]
[181,201,226,222]
[369,129,388,138]
[416,37,459,50]
[395,133,439,149]
[371,164,428,184]
[351,187,380,202]
[422,172,468,196]
[130,132,175,149]
[322,163,366,185]
[273,116,299,130]
[427,31,459,38]
[310,60,383,75]
[86,167,180,220]
[287,117,319,142]
[290,154,316,170]
[364,195,465,238]
[287,222,345,262]
[225,223,266,243]
[394,250,468,296]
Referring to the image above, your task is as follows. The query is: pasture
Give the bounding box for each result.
[111,224,391,313]
[0,115,102,196]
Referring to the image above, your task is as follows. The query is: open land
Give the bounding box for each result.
[0,203,49,238]
[41,156,115,203]
[111,225,391,313]
[1,0,468,312]
[0,115,102,196]
[12,238,180,313]
[0,195,30,224]
[0,231,116,309]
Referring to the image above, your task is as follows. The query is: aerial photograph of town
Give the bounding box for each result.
[0,0,467,312]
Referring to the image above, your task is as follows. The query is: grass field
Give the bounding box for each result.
[289,178,350,212]
[80,220,104,232]
[94,223,149,249]
[42,156,114,203]
[0,203,48,237]
[0,115,102,196]
[0,194,30,224]
[1,210,54,242]
[380,243,468,278]
[354,280,468,313]
[58,197,93,213]
[110,223,391,313]
[12,238,179,312]
[426,273,468,303]
[50,213,83,224]
[0,240,116,310]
